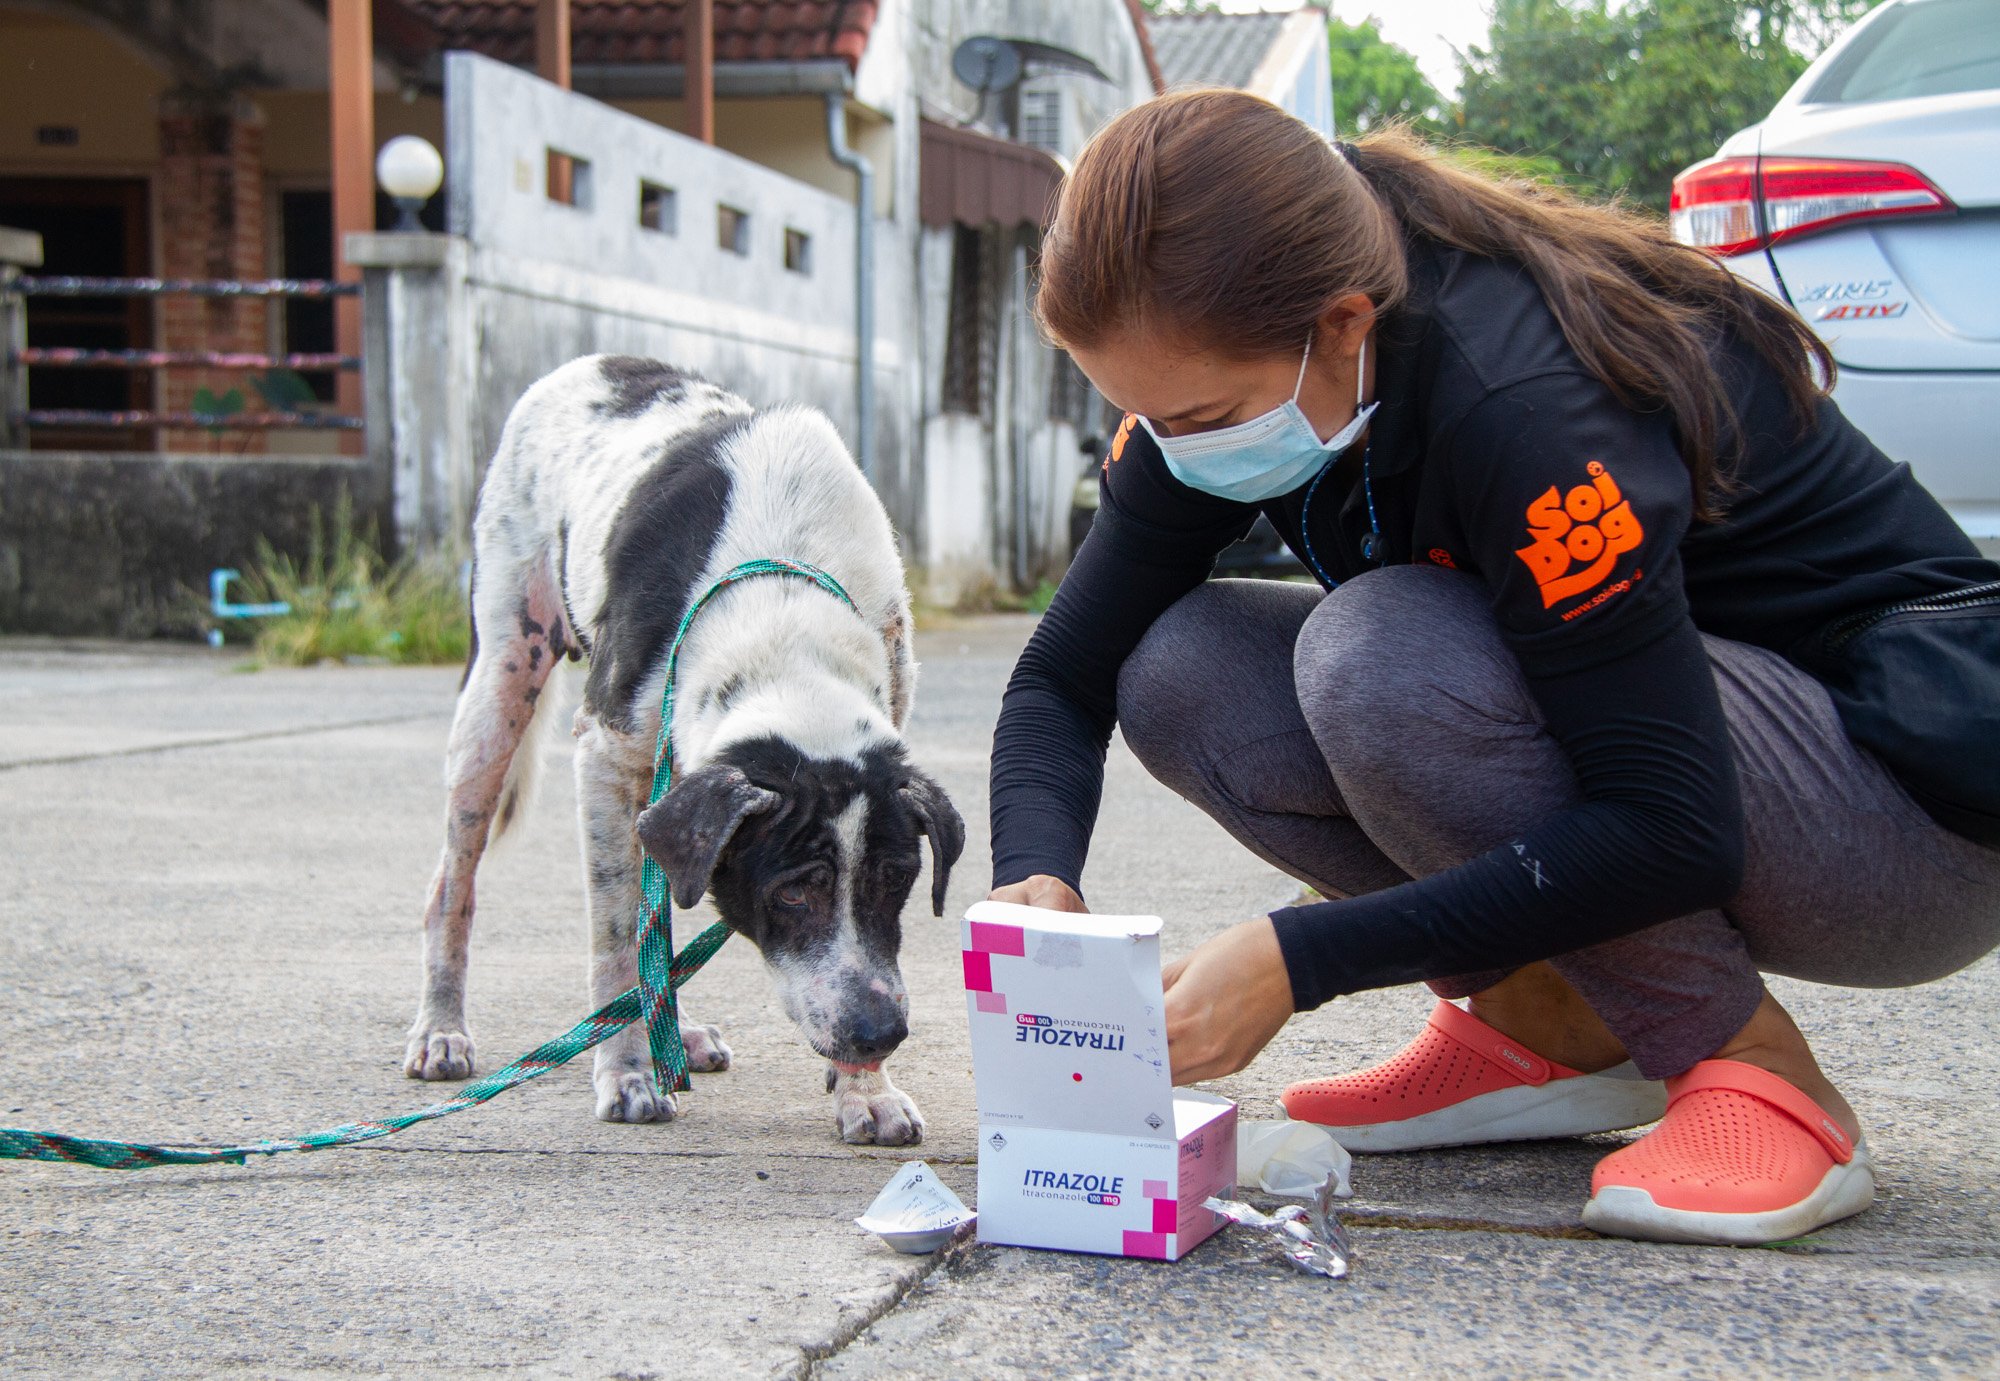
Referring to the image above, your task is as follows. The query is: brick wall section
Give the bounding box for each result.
[157,95,268,453]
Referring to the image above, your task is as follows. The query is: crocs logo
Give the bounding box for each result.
[1499,1046,1535,1074]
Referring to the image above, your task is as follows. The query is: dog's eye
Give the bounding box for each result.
[771,867,830,910]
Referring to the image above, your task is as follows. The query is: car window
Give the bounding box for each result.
[1805,0,2000,102]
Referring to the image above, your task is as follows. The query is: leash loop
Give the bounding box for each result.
[1,557,856,1168]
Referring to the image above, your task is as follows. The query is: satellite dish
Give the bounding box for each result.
[952,35,1024,94]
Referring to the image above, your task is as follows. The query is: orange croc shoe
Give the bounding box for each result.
[1281,1000,1667,1153]
[1582,1059,1875,1246]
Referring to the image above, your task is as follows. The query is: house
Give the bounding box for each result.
[0,0,1163,630]
[1148,4,1332,136]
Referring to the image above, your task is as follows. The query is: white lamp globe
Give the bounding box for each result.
[376,135,443,201]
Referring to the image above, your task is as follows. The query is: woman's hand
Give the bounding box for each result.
[1163,917,1294,1085]
[986,874,1088,913]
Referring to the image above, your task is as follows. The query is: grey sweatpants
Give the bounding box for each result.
[1115,568,2000,1078]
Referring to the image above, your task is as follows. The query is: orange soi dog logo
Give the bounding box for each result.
[1103,414,1137,472]
[1515,462,1644,609]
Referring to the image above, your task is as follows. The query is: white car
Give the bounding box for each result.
[1670,0,2000,540]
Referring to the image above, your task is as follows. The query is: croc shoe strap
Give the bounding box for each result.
[1426,1000,1584,1089]
[1667,1059,1856,1165]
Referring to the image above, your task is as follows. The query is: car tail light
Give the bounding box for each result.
[1670,156,1954,257]
[1670,157,1762,256]
[1759,158,1952,243]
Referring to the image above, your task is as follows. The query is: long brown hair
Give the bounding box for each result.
[1035,89,1834,520]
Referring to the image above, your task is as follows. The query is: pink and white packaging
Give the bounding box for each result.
[961,900,1237,1261]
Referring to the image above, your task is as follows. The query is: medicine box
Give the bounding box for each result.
[961,900,1237,1261]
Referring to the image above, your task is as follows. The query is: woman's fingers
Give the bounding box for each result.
[1164,917,1294,1084]
[985,875,1089,913]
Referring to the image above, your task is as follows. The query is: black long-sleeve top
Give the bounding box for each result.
[989,235,1995,1011]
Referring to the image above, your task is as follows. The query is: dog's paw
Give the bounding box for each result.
[594,1069,679,1124]
[681,1020,732,1074]
[404,1024,474,1081]
[831,1066,924,1146]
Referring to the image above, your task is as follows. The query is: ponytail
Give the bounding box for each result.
[1345,126,1833,519]
[1036,91,1835,521]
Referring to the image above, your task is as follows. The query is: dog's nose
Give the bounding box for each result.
[841,1012,908,1061]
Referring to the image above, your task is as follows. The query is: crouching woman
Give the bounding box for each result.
[986,90,2000,1246]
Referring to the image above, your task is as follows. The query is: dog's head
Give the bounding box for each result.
[634,735,965,1068]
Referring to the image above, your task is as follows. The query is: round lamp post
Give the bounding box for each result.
[376,135,443,231]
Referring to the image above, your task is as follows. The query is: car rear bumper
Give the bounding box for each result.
[1829,367,2000,535]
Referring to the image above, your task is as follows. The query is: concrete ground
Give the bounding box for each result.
[2,619,1995,1379]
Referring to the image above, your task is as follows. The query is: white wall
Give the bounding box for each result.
[446,53,858,332]
[1253,8,1335,136]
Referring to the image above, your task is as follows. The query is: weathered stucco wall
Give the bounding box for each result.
[607,97,899,219]
[357,233,906,558]
[446,53,860,312]
[0,449,387,636]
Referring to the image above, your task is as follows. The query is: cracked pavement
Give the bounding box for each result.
[2,619,1996,1377]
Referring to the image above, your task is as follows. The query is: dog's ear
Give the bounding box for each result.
[898,769,965,917]
[635,765,780,910]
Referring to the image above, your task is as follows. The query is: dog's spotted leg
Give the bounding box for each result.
[574,713,733,1121]
[827,1063,925,1146]
[404,569,565,1081]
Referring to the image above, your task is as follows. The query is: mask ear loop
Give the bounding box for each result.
[1298,331,1385,583]
[1290,329,1314,403]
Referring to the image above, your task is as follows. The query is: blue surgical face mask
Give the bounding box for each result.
[1141,333,1378,504]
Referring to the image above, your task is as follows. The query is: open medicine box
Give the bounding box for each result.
[961,900,1237,1261]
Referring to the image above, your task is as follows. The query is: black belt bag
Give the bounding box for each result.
[1800,580,2000,848]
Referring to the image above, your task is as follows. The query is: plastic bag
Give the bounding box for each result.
[1203,1119,1355,1279]
[1234,1119,1353,1199]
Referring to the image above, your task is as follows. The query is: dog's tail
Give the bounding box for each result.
[488,658,569,849]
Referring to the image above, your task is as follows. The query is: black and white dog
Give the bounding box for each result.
[403,355,964,1146]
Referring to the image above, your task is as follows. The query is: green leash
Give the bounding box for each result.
[0,557,856,1170]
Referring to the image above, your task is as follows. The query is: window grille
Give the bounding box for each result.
[1018,88,1063,151]
[941,224,989,416]
[1048,350,1095,428]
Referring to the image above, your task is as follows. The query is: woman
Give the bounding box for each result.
[986,90,2000,1247]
